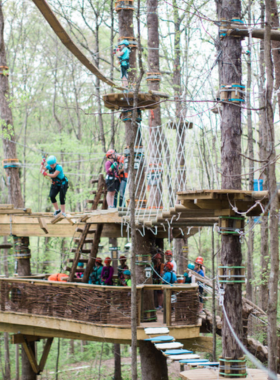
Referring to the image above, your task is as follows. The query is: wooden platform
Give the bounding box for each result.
[102,92,161,110]
[177,189,271,217]
[180,368,280,380]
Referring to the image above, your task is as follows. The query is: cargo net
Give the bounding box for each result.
[170,288,199,326]
[121,115,220,223]
[0,281,135,326]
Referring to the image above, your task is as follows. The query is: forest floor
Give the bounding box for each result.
[40,355,182,379]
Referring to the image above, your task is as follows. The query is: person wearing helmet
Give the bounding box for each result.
[118,255,129,286]
[105,149,118,208]
[153,252,164,310]
[184,263,195,284]
[89,257,103,285]
[162,262,177,285]
[76,262,84,279]
[41,155,69,216]
[117,40,131,89]
[123,270,131,286]
[164,250,177,274]
[114,154,127,207]
[101,257,114,285]
[194,257,205,311]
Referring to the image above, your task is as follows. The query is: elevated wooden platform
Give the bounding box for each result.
[177,189,271,217]
[103,92,160,110]
[180,368,280,380]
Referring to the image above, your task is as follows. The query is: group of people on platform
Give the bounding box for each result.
[105,149,127,208]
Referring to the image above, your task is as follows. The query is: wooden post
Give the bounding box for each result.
[165,288,171,326]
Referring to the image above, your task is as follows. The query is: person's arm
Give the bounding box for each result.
[46,170,60,179]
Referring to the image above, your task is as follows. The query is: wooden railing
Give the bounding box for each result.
[0,279,199,327]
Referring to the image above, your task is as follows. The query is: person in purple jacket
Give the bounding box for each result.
[101,257,114,285]
[105,149,118,208]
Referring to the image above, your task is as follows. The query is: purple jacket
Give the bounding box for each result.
[101,266,114,285]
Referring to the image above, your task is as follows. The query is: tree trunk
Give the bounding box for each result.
[0,6,34,378]
[258,2,269,313]
[271,0,280,116]
[4,332,11,380]
[113,344,122,380]
[264,0,279,374]
[139,342,168,380]
[219,0,243,359]
[22,341,36,380]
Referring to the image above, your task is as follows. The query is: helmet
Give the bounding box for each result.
[123,270,131,276]
[47,155,57,165]
[195,256,204,265]
[119,255,127,261]
[119,39,129,46]
[104,256,111,264]
[77,262,84,268]
[155,253,162,259]
[106,149,115,158]
[165,262,173,271]
[188,263,195,270]
[165,250,173,257]
[95,257,103,264]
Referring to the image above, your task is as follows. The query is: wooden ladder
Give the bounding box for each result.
[67,174,107,282]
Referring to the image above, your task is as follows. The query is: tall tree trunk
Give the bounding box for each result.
[264,0,279,374]
[219,0,243,359]
[271,0,280,116]
[113,344,121,380]
[258,2,269,313]
[4,332,11,380]
[139,342,168,380]
[0,5,35,378]
[246,0,254,304]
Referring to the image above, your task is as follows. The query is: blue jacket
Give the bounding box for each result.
[162,271,177,284]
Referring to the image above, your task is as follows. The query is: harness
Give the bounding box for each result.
[49,166,67,186]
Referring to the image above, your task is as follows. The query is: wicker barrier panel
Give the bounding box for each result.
[0,280,135,326]
[171,288,199,326]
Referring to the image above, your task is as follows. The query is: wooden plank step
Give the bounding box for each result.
[144,327,169,335]
[166,354,200,361]
[76,228,96,234]
[38,217,48,234]
[51,213,64,224]
[145,336,174,343]
[87,199,104,204]
[0,204,14,209]
[67,259,88,263]
[66,267,85,273]
[154,342,184,350]
[90,190,106,195]
[71,248,91,254]
[74,238,93,244]
[90,178,99,184]
[163,350,193,356]
[0,244,13,249]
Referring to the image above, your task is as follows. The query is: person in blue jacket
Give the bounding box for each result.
[162,262,177,284]
[41,155,68,216]
[184,263,195,284]
[117,40,131,89]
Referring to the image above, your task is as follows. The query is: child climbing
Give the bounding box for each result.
[118,255,129,286]
[105,150,118,208]
[194,256,205,312]
[116,40,131,89]
[89,257,103,285]
[76,262,84,279]
[41,155,68,216]
[123,270,131,286]
[115,154,127,207]
[101,257,114,285]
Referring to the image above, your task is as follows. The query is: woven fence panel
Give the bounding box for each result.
[171,288,199,326]
[0,281,135,326]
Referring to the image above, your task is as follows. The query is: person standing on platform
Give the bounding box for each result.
[116,40,131,89]
[105,150,118,208]
[101,257,114,285]
[162,262,177,284]
[114,154,127,207]
[89,258,103,285]
[164,250,177,274]
[194,256,205,312]
[118,255,129,286]
[123,270,131,286]
[41,155,68,216]
[153,253,165,310]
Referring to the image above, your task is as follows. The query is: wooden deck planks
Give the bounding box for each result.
[180,369,280,380]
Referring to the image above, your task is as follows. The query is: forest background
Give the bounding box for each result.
[0,0,279,378]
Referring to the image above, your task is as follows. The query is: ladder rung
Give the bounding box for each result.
[74,238,93,244]
[87,199,104,204]
[66,267,85,273]
[90,190,106,195]
[71,248,91,253]
[0,244,13,249]
[67,259,88,263]
[76,228,96,234]
[90,178,99,184]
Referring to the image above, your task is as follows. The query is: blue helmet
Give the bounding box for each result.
[119,39,129,46]
[47,155,57,165]
[188,263,195,270]
[124,270,131,276]
[78,262,84,268]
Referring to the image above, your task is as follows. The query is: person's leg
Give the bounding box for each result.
[107,191,115,207]
[121,66,128,88]
[114,180,120,208]
[59,185,68,214]
[158,291,163,307]
[50,186,60,212]
[119,180,127,207]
